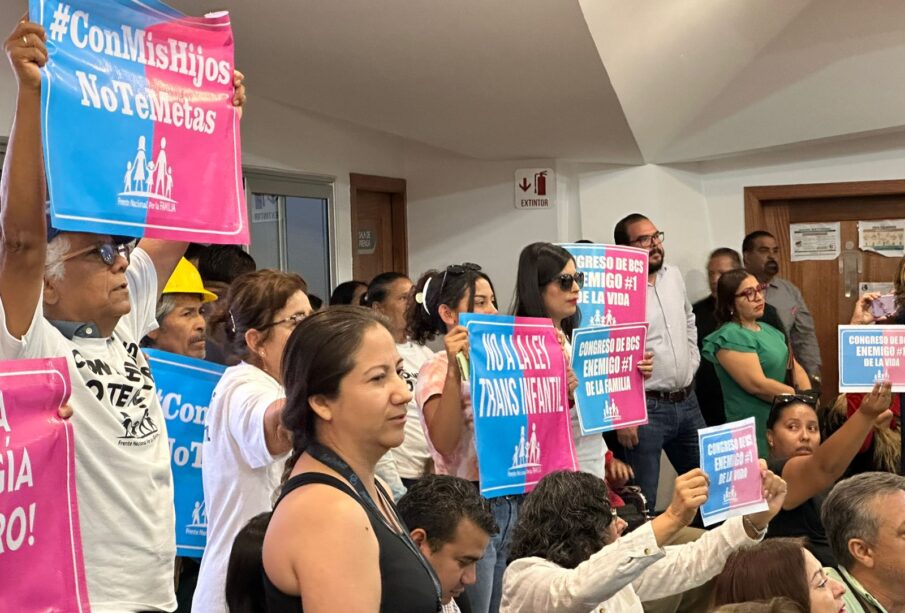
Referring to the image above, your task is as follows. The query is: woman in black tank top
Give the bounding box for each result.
[261,307,441,612]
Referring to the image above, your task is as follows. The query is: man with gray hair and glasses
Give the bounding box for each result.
[822,472,905,613]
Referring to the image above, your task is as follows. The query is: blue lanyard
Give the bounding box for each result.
[306,443,442,609]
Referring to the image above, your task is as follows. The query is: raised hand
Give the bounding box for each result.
[5,17,47,92]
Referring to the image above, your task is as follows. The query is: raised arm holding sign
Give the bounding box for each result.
[1,6,245,610]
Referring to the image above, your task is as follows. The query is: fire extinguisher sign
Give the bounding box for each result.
[514,168,556,210]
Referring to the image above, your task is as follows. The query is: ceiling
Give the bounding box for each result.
[8,0,905,164]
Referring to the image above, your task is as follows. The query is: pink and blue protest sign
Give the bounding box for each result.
[461,314,577,498]
[32,0,248,244]
[571,323,648,434]
[838,325,905,392]
[560,243,648,327]
[0,358,90,612]
[698,417,767,526]
[146,349,225,558]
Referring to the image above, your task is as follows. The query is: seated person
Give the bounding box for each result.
[822,472,905,613]
[763,384,892,566]
[397,475,499,613]
[712,538,846,613]
[500,466,786,612]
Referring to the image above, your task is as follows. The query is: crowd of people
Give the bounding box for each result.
[3,16,905,613]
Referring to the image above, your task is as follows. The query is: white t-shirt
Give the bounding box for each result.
[193,361,287,613]
[0,248,176,612]
[392,340,436,479]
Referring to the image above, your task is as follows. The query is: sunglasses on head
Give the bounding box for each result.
[770,392,819,414]
[439,262,482,295]
[554,272,584,291]
[60,242,133,267]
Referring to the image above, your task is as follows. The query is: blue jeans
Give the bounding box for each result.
[619,392,706,513]
[465,495,521,613]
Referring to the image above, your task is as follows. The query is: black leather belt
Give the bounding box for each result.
[646,385,693,403]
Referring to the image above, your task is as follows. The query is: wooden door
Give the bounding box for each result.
[350,173,408,281]
[746,181,905,404]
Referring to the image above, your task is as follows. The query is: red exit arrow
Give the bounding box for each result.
[518,178,531,192]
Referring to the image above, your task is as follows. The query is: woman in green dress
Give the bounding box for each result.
[702,269,812,455]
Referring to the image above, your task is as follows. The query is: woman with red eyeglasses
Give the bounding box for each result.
[703,269,812,456]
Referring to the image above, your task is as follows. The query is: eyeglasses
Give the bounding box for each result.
[60,242,133,266]
[438,262,482,297]
[734,283,768,302]
[554,272,584,291]
[629,231,665,247]
[258,312,307,331]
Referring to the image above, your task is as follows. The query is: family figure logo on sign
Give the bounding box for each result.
[698,417,768,526]
[838,325,905,392]
[460,314,577,498]
[145,348,225,557]
[33,0,248,243]
[0,358,90,612]
[570,323,649,434]
[559,243,649,326]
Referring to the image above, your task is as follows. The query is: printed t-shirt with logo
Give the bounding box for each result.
[0,247,176,612]
[393,340,437,479]
[193,361,287,613]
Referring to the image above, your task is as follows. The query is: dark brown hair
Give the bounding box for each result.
[711,598,805,613]
[712,539,811,611]
[715,268,753,325]
[221,269,307,362]
[509,471,614,569]
[280,307,394,475]
[406,266,496,344]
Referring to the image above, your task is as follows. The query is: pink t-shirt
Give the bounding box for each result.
[415,351,479,481]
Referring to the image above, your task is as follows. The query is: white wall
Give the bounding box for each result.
[574,136,905,305]
[700,137,905,254]
[404,144,582,310]
[577,162,713,300]
[240,96,407,282]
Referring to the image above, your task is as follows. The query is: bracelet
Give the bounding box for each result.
[743,516,768,537]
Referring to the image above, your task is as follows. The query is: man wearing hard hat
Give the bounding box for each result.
[144,258,218,359]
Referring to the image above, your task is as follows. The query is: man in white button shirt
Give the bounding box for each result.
[611,213,707,513]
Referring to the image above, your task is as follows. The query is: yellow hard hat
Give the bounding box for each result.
[163,258,218,302]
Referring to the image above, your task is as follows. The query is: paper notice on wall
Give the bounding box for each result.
[858,220,905,258]
[790,222,841,262]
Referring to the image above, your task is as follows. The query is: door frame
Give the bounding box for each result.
[744,178,905,400]
[244,166,337,294]
[744,179,905,229]
[349,173,408,277]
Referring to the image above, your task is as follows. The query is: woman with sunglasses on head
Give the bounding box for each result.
[511,242,651,484]
[703,269,812,456]
[407,262,505,613]
[761,382,892,566]
[193,270,312,613]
